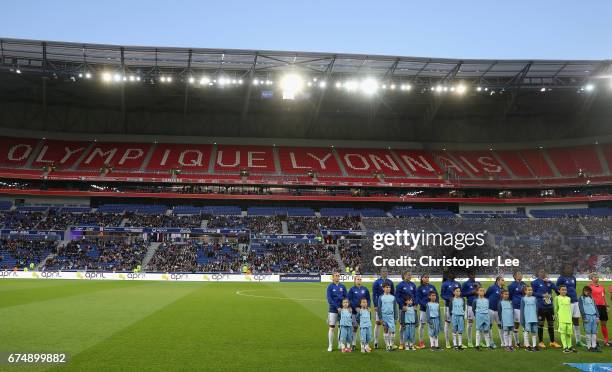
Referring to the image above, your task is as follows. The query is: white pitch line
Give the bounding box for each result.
[235,289,325,302]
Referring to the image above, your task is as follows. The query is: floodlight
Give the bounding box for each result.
[280,73,304,100]
[360,78,379,95]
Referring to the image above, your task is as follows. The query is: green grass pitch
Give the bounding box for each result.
[0,279,610,371]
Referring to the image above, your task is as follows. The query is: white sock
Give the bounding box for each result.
[419,323,425,342]
[593,334,598,348]
[384,332,388,346]
[574,324,581,343]
[467,322,473,343]
[476,330,481,346]
[374,324,379,344]
[513,330,519,345]
[453,333,457,346]
[498,327,504,346]
[328,328,334,348]
[352,331,357,346]
[532,335,536,347]
[444,322,450,345]
[390,333,395,346]
[523,331,529,347]
[458,333,463,346]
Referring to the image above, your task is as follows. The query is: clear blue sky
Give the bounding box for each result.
[2,0,611,60]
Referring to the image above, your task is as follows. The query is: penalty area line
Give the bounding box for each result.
[235,289,325,302]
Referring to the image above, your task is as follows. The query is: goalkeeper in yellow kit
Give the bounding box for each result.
[554,285,577,353]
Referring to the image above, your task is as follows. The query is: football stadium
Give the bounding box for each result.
[0,33,611,372]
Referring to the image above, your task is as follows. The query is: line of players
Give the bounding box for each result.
[326,265,610,353]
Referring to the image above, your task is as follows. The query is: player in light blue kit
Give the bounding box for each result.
[474,287,492,350]
[520,286,539,351]
[403,296,417,351]
[358,298,373,353]
[339,298,354,353]
[498,289,515,350]
[395,271,417,350]
[425,291,442,350]
[348,275,370,351]
[417,274,438,349]
[377,282,397,351]
[578,286,601,352]
[451,287,466,350]
[441,272,461,349]
[372,268,394,349]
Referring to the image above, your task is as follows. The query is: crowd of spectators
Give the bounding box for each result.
[43,238,148,271]
[148,243,198,272]
[250,243,339,273]
[124,213,202,228]
[0,238,56,269]
[0,212,46,230]
[286,217,320,233]
[338,240,361,272]
[36,211,124,230]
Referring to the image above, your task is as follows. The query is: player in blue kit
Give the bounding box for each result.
[441,272,462,349]
[485,276,504,348]
[326,271,347,352]
[372,268,394,349]
[416,274,438,349]
[451,287,466,350]
[461,272,481,347]
[358,298,373,353]
[395,271,417,350]
[377,282,398,351]
[578,286,601,352]
[347,275,370,351]
[556,264,585,347]
[520,286,539,351]
[402,296,417,351]
[339,298,354,353]
[425,291,442,350]
[498,289,515,350]
[508,271,526,347]
[474,287,492,350]
[531,269,561,349]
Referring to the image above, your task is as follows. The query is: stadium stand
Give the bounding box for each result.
[0,136,611,188]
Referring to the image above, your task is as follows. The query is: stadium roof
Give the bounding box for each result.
[1,38,612,143]
[2,38,611,89]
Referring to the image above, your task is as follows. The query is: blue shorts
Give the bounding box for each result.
[452,315,465,333]
[428,318,441,337]
[360,326,372,344]
[382,314,396,333]
[403,323,416,343]
[524,322,537,334]
[340,325,353,343]
[584,314,598,335]
[475,313,490,331]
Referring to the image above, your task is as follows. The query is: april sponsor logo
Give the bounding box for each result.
[245,274,270,282]
[81,272,106,279]
[205,273,229,281]
[39,271,61,279]
[0,270,18,278]
[338,274,354,282]
[127,273,146,280]
[169,273,189,281]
